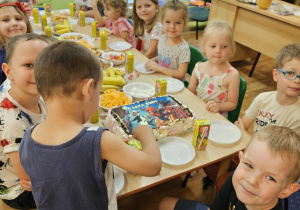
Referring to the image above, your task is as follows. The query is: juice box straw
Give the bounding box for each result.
[198,126,208,149]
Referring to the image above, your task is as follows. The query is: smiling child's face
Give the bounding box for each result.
[232,138,296,209]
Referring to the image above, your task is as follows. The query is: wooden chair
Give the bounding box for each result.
[184,46,206,88]
[188,0,211,40]
[182,75,247,188]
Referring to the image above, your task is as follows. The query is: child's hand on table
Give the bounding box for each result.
[206,101,219,113]
[234,118,245,131]
[145,60,159,72]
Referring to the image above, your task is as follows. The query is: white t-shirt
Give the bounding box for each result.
[245,91,300,135]
[139,22,163,53]
[0,86,46,200]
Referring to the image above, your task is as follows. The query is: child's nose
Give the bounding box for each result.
[246,174,258,187]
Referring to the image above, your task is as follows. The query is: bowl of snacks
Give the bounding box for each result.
[100,28,112,35]
[76,40,94,49]
[99,58,113,70]
[99,89,132,111]
[102,52,125,66]
[122,82,155,101]
[60,32,86,41]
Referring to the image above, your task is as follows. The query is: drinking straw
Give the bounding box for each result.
[198,126,208,149]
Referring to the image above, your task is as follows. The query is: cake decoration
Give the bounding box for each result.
[106,95,195,140]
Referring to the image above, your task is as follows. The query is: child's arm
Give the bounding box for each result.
[101,125,161,176]
[187,70,199,94]
[91,0,105,26]
[144,39,159,59]
[120,31,130,43]
[206,70,240,113]
[235,116,254,133]
[145,60,188,80]
[9,152,31,190]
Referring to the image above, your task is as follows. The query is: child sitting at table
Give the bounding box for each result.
[188,19,240,118]
[159,125,300,210]
[0,33,50,209]
[76,0,104,19]
[19,41,161,210]
[133,0,163,58]
[235,43,300,135]
[0,0,33,85]
[144,0,190,80]
[92,0,135,47]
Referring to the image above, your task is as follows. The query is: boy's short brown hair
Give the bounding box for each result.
[34,41,102,100]
[249,126,300,183]
[274,43,300,69]
[6,33,50,63]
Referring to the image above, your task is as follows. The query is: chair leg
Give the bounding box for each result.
[196,21,199,40]
[249,52,261,77]
[181,172,191,188]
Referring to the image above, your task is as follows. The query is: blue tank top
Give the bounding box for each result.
[20,126,109,210]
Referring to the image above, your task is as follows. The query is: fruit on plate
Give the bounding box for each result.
[101,67,126,92]
[105,54,125,61]
[53,20,74,34]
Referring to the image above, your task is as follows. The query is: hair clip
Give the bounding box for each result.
[0,2,26,13]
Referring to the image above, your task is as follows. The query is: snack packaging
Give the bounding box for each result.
[43,4,52,17]
[78,11,85,26]
[127,139,142,150]
[91,21,100,38]
[192,119,210,150]
[100,30,107,50]
[125,51,134,74]
[155,79,167,96]
[44,26,52,36]
[90,109,99,123]
[40,15,48,31]
[69,3,76,18]
[33,8,39,24]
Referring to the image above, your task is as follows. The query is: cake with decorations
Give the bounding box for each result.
[106,95,195,140]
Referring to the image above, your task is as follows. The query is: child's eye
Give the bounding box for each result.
[2,18,9,22]
[222,46,228,49]
[286,71,296,76]
[246,163,253,169]
[25,64,33,68]
[266,176,276,182]
[16,17,23,21]
[176,22,181,24]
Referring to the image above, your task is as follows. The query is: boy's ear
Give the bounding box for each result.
[278,182,300,199]
[2,63,13,81]
[81,79,94,97]
[238,150,244,160]
[272,69,279,82]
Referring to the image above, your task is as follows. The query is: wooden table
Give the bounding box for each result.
[48,22,252,199]
[209,0,300,62]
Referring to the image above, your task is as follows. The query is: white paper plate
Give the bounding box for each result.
[60,9,70,15]
[113,166,124,195]
[208,120,241,146]
[109,42,132,51]
[102,52,125,66]
[85,17,95,24]
[294,11,300,17]
[122,82,155,100]
[162,78,184,93]
[134,61,154,74]
[158,136,195,166]
[33,28,42,35]
[100,28,112,35]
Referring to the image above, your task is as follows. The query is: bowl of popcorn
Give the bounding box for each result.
[99,89,132,111]
[101,52,125,66]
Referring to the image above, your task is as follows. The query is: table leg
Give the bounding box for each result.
[248,52,261,77]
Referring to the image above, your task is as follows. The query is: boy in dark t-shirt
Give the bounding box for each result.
[159,126,300,210]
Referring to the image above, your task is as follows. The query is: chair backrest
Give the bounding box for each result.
[228,75,247,123]
[185,46,206,87]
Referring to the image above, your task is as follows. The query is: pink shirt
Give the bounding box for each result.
[105,17,136,48]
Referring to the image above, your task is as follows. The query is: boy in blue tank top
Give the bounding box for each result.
[19,41,162,210]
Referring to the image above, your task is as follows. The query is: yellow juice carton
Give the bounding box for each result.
[40,15,48,31]
[43,4,52,17]
[155,79,167,96]
[91,21,100,38]
[125,51,134,74]
[44,26,52,36]
[100,30,107,50]
[78,11,85,26]
[69,3,76,18]
[192,119,210,150]
[33,8,39,24]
